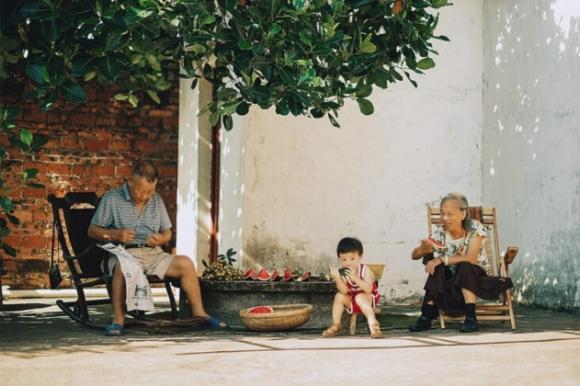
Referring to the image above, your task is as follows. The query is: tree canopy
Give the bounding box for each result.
[1,0,450,128]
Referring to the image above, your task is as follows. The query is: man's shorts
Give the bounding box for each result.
[106,246,174,280]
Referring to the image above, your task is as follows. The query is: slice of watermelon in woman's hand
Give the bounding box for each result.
[427,237,446,250]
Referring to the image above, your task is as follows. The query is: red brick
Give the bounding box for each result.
[110,141,131,151]
[46,163,71,175]
[85,140,110,152]
[22,186,47,199]
[135,140,157,152]
[22,235,47,249]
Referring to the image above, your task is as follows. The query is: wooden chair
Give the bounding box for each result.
[428,206,518,330]
[48,192,178,329]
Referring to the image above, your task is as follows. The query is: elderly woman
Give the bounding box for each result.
[409,193,512,333]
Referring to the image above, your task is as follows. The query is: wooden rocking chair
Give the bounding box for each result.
[48,192,178,329]
[427,206,518,330]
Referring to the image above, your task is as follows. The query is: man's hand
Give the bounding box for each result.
[116,229,135,243]
[146,233,165,247]
[425,258,442,275]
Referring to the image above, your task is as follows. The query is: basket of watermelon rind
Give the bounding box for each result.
[239,304,313,332]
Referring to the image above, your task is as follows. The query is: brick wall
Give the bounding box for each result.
[0,82,179,289]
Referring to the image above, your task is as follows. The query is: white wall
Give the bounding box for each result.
[482,0,580,309]
[177,79,213,266]
[241,1,485,301]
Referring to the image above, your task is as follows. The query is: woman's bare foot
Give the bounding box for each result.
[322,324,342,337]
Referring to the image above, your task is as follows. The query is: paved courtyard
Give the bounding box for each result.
[1,297,579,386]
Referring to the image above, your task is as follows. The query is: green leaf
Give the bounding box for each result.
[328,114,340,128]
[99,57,118,81]
[359,35,377,54]
[223,115,233,131]
[355,84,372,98]
[431,0,449,8]
[146,54,161,71]
[357,98,374,115]
[24,168,39,179]
[2,242,17,257]
[63,83,87,103]
[20,129,33,146]
[26,65,50,85]
[7,214,20,226]
[26,182,45,189]
[0,196,15,212]
[147,90,161,104]
[236,102,249,116]
[84,71,97,81]
[416,57,436,70]
[128,94,139,108]
[114,93,129,101]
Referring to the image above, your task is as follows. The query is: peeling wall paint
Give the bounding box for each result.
[482,0,580,309]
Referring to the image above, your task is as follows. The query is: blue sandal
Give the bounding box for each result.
[104,323,124,336]
[204,316,226,329]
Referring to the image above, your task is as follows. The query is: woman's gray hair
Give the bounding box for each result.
[440,192,470,229]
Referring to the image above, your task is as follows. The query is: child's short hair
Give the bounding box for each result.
[336,237,363,257]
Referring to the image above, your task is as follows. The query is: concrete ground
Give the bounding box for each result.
[1,297,579,386]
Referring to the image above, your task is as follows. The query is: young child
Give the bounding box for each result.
[322,237,382,338]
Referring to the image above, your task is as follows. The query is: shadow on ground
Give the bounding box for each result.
[1,299,578,357]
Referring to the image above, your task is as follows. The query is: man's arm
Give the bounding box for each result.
[146,228,172,247]
[87,224,135,243]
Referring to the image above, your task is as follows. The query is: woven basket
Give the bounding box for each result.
[239,304,313,332]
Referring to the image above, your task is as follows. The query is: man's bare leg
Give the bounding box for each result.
[165,255,210,318]
[111,264,126,326]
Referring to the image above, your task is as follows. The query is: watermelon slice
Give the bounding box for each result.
[296,271,311,282]
[248,306,274,314]
[270,270,281,281]
[244,268,257,280]
[256,268,271,281]
[427,237,446,250]
[283,269,294,281]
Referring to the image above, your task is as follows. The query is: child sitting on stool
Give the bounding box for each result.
[322,237,382,338]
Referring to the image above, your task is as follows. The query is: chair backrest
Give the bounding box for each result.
[427,206,504,277]
[48,192,105,278]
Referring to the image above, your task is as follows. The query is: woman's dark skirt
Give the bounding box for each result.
[423,262,513,316]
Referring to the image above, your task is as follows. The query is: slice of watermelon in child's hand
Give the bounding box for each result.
[427,237,446,250]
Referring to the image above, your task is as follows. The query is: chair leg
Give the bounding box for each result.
[439,309,446,329]
[349,314,357,336]
[165,281,178,319]
[505,289,517,329]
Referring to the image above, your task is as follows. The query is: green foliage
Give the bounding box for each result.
[1,0,450,127]
[0,106,47,256]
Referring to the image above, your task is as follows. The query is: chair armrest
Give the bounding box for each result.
[501,246,519,267]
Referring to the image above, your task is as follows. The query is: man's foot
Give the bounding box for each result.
[369,322,382,339]
[203,316,227,329]
[409,316,432,332]
[459,316,479,333]
[322,324,342,337]
[104,322,124,336]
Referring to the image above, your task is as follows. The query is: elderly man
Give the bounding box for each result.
[88,161,220,336]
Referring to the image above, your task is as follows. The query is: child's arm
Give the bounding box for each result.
[345,267,375,294]
[330,268,349,294]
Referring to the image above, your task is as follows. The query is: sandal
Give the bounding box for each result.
[322,324,342,337]
[203,316,227,329]
[104,322,124,337]
[369,322,382,339]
